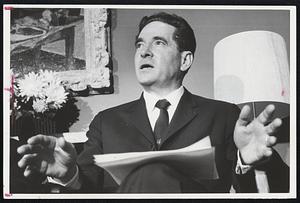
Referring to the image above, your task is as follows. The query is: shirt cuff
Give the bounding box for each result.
[47,165,82,190]
[235,150,253,174]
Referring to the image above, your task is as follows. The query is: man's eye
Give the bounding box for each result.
[154,40,166,46]
[135,42,143,49]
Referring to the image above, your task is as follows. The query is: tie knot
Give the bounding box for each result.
[155,99,170,110]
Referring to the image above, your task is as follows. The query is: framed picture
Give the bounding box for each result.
[10,8,114,97]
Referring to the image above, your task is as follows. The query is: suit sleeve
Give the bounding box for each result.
[76,113,105,193]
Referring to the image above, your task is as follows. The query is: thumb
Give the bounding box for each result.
[236,105,252,126]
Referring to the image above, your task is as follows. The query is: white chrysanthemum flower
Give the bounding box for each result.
[40,70,56,83]
[32,98,48,113]
[40,70,64,98]
[17,72,44,100]
[45,85,68,109]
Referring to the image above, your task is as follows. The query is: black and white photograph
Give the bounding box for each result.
[3,4,296,199]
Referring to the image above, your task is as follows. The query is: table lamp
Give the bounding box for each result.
[214,31,290,192]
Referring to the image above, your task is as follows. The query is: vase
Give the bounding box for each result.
[18,116,35,144]
[13,116,57,144]
[33,116,57,135]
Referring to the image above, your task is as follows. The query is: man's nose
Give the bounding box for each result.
[140,44,153,58]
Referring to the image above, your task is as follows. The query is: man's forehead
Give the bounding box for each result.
[138,21,176,38]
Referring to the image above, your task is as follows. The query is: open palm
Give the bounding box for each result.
[234,105,282,165]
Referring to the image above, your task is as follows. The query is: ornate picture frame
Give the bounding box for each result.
[10,8,114,97]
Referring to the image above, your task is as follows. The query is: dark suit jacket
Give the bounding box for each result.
[75,89,288,193]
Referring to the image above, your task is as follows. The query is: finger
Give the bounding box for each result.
[17,144,43,155]
[266,136,277,147]
[236,105,252,126]
[263,148,273,157]
[24,165,34,177]
[265,118,282,134]
[257,104,275,125]
[57,137,67,149]
[18,153,37,168]
[27,134,56,148]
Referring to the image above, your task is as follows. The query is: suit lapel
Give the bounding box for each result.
[122,90,201,148]
[123,95,156,145]
[161,89,199,145]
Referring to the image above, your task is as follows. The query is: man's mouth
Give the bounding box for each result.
[140,64,154,69]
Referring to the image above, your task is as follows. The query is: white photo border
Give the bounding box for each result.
[3,4,297,199]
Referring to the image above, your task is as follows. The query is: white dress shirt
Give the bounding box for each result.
[143,86,184,130]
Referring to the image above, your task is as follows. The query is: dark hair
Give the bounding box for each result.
[138,12,196,55]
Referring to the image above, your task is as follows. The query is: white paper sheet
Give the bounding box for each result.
[93,136,218,185]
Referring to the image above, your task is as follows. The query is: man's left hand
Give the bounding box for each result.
[234,104,282,165]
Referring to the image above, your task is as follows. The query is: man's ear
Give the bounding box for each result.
[180,51,193,72]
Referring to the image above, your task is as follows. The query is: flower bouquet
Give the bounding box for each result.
[10,70,77,142]
[12,70,69,118]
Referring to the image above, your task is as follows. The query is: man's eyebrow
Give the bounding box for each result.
[135,36,168,46]
[135,37,143,46]
[153,36,168,44]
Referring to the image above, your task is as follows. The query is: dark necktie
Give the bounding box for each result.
[154,99,171,146]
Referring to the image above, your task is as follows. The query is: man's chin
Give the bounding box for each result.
[137,79,155,87]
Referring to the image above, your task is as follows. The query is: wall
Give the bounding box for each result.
[70,8,290,132]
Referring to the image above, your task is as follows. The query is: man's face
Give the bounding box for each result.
[134,21,183,91]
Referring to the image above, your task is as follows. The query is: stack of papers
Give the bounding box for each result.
[94,136,218,185]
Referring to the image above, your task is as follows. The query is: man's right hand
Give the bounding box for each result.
[17,135,78,182]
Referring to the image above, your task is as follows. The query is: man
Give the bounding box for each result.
[17,12,287,193]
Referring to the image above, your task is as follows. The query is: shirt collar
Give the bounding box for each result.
[143,86,184,112]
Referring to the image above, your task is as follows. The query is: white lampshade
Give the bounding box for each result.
[213,31,291,183]
[214,31,290,105]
